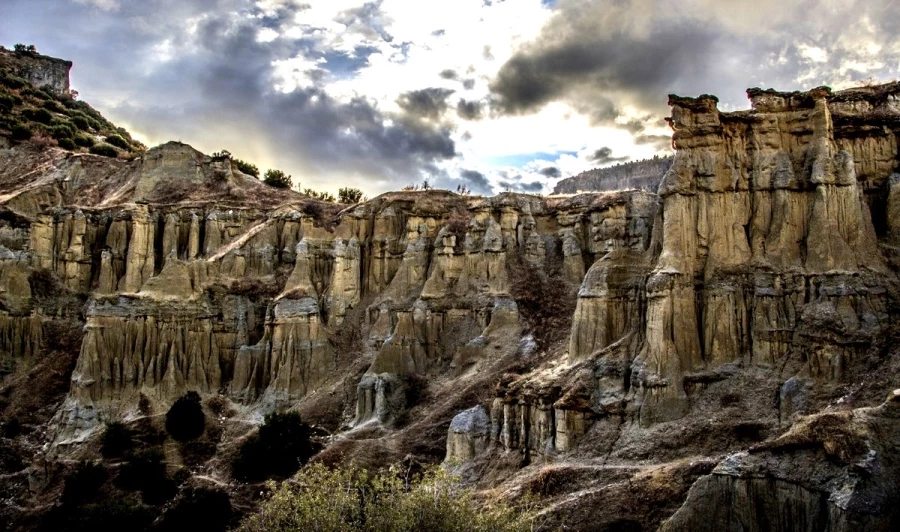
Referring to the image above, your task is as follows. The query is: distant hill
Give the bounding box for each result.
[553,156,673,194]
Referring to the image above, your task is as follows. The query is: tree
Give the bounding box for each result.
[165,391,205,442]
[338,187,364,204]
[302,188,336,202]
[233,158,259,177]
[13,43,37,54]
[263,169,292,188]
[100,421,133,458]
[231,411,316,482]
[421,179,431,190]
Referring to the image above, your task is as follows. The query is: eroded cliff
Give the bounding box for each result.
[1,74,899,530]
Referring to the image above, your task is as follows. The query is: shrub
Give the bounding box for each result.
[48,123,75,140]
[238,463,531,532]
[338,187,364,204]
[138,393,152,416]
[11,123,32,141]
[231,411,315,482]
[22,107,53,124]
[74,134,95,147]
[51,499,154,532]
[158,487,233,532]
[165,391,205,442]
[70,115,91,131]
[57,137,76,150]
[89,143,118,157]
[1,417,22,438]
[0,93,15,112]
[42,99,65,113]
[0,75,26,90]
[233,158,259,177]
[263,169,292,189]
[117,447,177,504]
[13,43,37,54]
[101,421,133,458]
[62,461,108,505]
[104,134,130,150]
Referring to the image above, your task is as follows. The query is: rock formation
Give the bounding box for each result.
[2,48,899,531]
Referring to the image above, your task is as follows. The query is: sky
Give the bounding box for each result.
[2,0,900,196]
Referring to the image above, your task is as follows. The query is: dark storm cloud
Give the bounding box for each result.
[0,0,458,187]
[462,79,475,90]
[397,88,456,120]
[539,166,561,178]
[490,0,900,125]
[439,69,458,80]
[459,169,491,193]
[491,22,716,120]
[456,99,483,120]
[589,147,629,165]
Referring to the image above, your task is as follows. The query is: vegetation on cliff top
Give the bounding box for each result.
[0,46,145,157]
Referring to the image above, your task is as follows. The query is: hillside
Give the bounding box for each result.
[553,156,673,194]
[0,48,899,531]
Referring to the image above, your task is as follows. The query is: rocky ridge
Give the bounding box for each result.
[553,156,674,194]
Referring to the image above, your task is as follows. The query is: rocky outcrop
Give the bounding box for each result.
[445,405,491,463]
[0,47,72,93]
[660,390,900,531]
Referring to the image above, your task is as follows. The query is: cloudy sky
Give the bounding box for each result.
[3,0,900,196]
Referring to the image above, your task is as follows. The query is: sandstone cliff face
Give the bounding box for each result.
[471,84,900,531]
[0,141,656,444]
[0,48,72,94]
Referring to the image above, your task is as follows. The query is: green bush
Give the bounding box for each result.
[233,158,259,177]
[49,123,75,140]
[303,188,336,202]
[70,115,91,131]
[165,391,205,442]
[104,134,130,150]
[263,169,292,189]
[0,75,26,90]
[158,487,233,532]
[339,187,365,204]
[11,123,32,141]
[42,99,65,113]
[0,93,15,112]
[231,411,315,482]
[238,463,532,532]
[57,137,76,150]
[62,461,108,505]
[22,107,53,124]
[74,134,95,147]
[89,143,118,157]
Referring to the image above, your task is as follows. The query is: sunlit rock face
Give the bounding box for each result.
[0,136,656,440]
[466,83,900,531]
